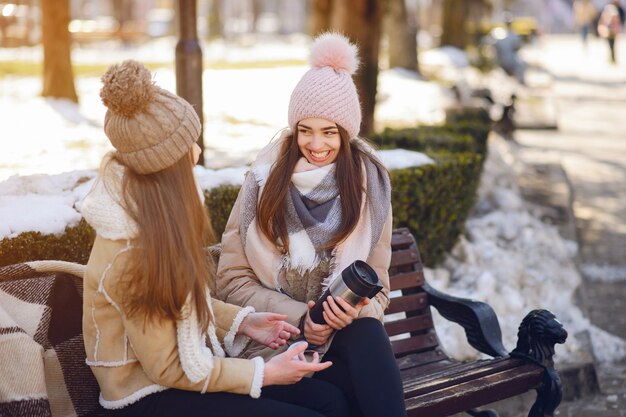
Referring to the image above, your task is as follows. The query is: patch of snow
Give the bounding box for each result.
[580,263,626,283]
[0,39,456,180]
[193,165,249,190]
[0,170,96,239]
[376,68,454,128]
[421,46,470,69]
[377,149,434,170]
[423,136,626,365]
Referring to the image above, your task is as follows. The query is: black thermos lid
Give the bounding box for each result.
[341,260,382,298]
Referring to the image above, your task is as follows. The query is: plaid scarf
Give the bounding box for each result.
[238,132,391,292]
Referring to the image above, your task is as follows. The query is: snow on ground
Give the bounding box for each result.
[423,136,626,365]
[0,65,449,180]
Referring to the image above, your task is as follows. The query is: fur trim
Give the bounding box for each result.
[250,356,265,399]
[99,384,167,409]
[223,306,255,357]
[176,300,215,383]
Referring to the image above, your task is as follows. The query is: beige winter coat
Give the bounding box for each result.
[81,159,264,409]
[216,193,393,360]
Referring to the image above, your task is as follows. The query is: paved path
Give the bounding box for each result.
[516,35,626,415]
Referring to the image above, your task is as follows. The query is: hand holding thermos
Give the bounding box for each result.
[303,261,382,344]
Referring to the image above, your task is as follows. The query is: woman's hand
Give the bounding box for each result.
[263,342,332,386]
[322,296,370,331]
[303,301,333,345]
[239,313,300,350]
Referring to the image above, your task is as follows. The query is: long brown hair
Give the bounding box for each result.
[107,150,214,329]
[257,125,385,253]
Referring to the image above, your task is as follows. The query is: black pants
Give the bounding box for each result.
[608,37,617,63]
[313,318,407,417]
[114,377,349,417]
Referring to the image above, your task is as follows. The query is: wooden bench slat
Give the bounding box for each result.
[400,359,464,380]
[386,292,428,315]
[402,357,521,395]
[391,331,439,356]
[390,248,420,268]
[384,313,434,337]
[405,363,544,417]
[395,349,447,371]
[389,271,424,290]
[391,230,415,248]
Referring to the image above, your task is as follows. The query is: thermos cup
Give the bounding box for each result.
[309,260,383,325]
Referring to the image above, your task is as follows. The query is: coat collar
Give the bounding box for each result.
[81,153,139,240]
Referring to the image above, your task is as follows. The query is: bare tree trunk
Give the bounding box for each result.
[41,0,77,102]
[385,0,418,72]
[308,0,334,36]
[440,0,469,49]
[333,0,383,138]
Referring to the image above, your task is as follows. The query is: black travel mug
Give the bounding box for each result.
[309,260,383,325]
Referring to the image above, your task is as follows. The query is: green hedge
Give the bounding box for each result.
[0,219,96,267]
[0,121,488,268]
[372,124,489,156]
[0,158,483,268]
[389,151,483,265]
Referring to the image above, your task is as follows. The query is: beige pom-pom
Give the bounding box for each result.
[100,60,157,118]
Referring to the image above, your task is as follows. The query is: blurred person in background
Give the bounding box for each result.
[494,14,527,85]
[574,0,598,46]
[598,1,623,63]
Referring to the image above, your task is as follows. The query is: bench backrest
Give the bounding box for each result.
[384,228,444,363]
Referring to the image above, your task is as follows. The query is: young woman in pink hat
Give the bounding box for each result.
[81,60,350,417]
[217,33,406,417]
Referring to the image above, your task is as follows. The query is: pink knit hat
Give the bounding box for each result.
[288,33,361,139]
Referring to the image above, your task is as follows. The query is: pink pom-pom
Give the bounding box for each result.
[309,32,359,74]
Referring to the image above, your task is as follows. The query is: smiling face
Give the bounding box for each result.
[296,118,341,167]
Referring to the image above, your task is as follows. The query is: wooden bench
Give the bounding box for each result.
[385,228,568,417]
[0,228,567,416]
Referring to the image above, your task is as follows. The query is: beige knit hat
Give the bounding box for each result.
[100,60,201,174]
